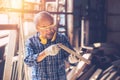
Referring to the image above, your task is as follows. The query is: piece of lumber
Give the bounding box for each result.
[58,43,91,64]
[67,53,91,80]
[89,68,102,80]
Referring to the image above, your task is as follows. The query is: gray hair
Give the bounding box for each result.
[34,11,54,27]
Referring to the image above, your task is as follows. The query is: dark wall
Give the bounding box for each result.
[88,0,106,44]
[0,45,5,60]
[0,45,6,80]
[73,0,106,46]
[106,0,120,46]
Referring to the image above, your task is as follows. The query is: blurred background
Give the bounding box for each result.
[0,0,120,80]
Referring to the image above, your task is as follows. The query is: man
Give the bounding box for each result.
[24,11,78,80]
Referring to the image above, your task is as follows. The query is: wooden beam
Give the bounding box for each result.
[89,68,102,80]
[0,24,18,30]
[67,0,74,45]
[67,53,91,80]
[3,30,18,80]
[0,8,42,13]
[79,65,96,80]
[58,43,91,64]
[0,7,73,14]
[41,0,46,10]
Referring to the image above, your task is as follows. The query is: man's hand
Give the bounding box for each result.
[68,54,79,63]
[37,51,47,62]
[44,44,61,56]
[37,44,60,62]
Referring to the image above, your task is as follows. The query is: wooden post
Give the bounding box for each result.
[41,0,46,10]
[81,18,93,50]
[3,30,18,80]
[67,0,74,45]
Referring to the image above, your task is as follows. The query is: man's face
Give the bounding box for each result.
[37,22,57,39]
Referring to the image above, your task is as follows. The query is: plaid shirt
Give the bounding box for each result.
[24,32,73,80]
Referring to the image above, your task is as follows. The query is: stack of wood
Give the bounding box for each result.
[65,43,120,80]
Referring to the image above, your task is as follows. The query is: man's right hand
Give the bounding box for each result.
[37,51,47,62]
[44,44,61,56]
[37,44,61,62]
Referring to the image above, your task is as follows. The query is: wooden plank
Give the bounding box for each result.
[89,68,102,80]
[58,43,91,64]
[3,30,17,80]
[0,24,18,30]
[106,71,117,80]
[41,0,46,10]
[18,18,29,80]
[79,65,96,80]
[17,30,25,80]
[74,28,80,50]
[67,0,74,45]
[0,8,42,13]
[67,53,91,80]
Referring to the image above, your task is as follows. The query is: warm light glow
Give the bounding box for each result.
[46,2,57,12]
[0,14,8,24]
[11,0,22,9]
[25,0,40,2]
[23,22,37,38]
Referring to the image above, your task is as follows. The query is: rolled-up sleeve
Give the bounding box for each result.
[24,40,38,67]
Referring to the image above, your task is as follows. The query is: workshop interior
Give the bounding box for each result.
[0,0,120,80]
